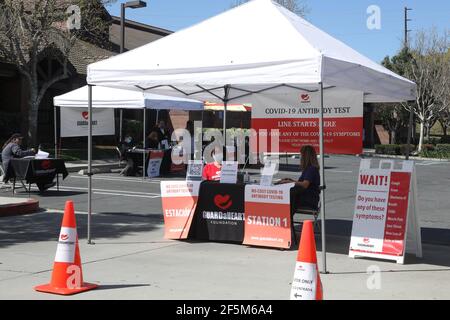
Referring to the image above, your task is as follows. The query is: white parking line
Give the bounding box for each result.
[52,185,160,196]
[28,186,161,199]
[68,175,163,184]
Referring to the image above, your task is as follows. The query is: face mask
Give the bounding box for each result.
[213,153,223,164]
[125,137,132,143]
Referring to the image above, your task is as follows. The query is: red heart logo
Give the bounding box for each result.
[301,94,310,101]
[60,234,69,241]
[214,194,232,210]
[41,160,51,169]
[82,111,89,120]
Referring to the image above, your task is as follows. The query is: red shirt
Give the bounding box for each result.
[202,163,221,181]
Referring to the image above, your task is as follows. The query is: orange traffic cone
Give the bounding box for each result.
[34,201,98,295]
[290,220,323,300]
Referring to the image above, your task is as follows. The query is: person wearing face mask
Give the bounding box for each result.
[2,133,35,183]
[202,147,223,181]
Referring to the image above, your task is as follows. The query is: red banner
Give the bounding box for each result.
[160,181,200,239]
[252,117,363,155]
[243,184,294,249]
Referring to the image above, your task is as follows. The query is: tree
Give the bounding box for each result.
[0,0,115,146]
[375,103,410,144]
[437,50,450,137]
[403,29,449,151]
[379,48,414,144]
[231,0,309,16]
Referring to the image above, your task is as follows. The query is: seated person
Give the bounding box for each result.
[147,131,160,149]
[151,120,171,148]
[276,145,320,213]
[119,134,138,176]
[1,133,53,191]
[202,147,223,181]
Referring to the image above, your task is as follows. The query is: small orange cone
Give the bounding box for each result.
[34,201,98,295]
[290,220,323,300]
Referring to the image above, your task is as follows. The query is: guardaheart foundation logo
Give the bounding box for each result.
[214,194,233,210]
[41,160,52,170]
[300,94,310,102]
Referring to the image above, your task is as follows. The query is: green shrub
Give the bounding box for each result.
[440,136,450,144]
[375,144,399,155]
[436,144,450,153]
[399,144,415,155]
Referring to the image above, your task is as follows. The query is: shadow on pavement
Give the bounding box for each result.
[0,211,163,249]
[95,284,151,291]
[292,219,450,268]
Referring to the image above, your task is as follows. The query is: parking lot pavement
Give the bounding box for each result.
[1,209,450,300]
[1,155,449,244]
[1,155,450,299]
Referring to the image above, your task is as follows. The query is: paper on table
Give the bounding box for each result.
[35,150,49,159]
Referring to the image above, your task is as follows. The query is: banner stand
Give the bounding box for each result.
[349,159,422,264]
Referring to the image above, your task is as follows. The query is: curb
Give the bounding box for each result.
[66,163,120,174]
[0,198,40,217]
[362,153,450,162]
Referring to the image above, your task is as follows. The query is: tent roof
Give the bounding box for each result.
[87,0,416,103]
[53,85,204,110]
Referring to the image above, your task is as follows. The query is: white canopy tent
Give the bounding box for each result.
[53,85,204,182]
[86,0,416,271]
[53,85,204,110]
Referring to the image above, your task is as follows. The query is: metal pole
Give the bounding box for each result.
[143,108,146,180]
[87,84,93,244]
[120,4,125,54]
[119,109,123,142]
[318,82,327,273]
[155,109,159,125]
[54,106,58,159]
[223,85,230,159]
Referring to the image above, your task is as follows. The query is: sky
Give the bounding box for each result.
[106,0,450,63]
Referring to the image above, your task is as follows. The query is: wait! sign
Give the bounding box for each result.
[349,159,422,264]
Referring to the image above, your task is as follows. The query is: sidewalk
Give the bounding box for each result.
[0,209,449,299]
[362,148,450,162]
[0,196,39,217]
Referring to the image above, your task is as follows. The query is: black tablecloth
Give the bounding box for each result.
[190,181,246,243]
[6,158,68,184]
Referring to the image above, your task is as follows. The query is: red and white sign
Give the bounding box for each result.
[251,88,363,155]
[243,183,294,249]
[60,107,115,137]
[147,150,164,177]
[349,159,422,263]
[160,181,201,239]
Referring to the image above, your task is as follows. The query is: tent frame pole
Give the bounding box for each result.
[54,106,58,159]
[119,109,123,142]
[223,85,230,159]
[143,108,146,180]
[318,82,328,274]
[87,84,93,244]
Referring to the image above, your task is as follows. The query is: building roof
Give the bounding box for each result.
[111,16,173,37]
[68,38,116,75]
[110,16,172,51]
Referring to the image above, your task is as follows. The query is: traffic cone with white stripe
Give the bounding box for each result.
[34,201,98,295]
[290,220,323,300]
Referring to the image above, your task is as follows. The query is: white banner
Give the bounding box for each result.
[60,108,115,137]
